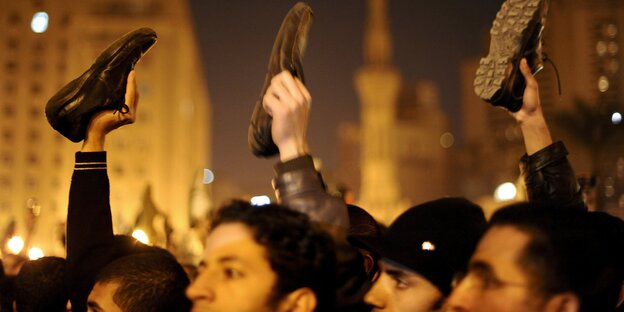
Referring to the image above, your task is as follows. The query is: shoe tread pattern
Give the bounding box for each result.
[474,0,543,104]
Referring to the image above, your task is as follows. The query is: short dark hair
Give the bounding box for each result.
[14,256,67,312]
[212,200,337,312]
[95,250,191,312]
[490,203,622,311]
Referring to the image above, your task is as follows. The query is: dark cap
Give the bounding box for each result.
[349,197,487,295]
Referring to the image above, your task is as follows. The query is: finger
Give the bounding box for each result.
[269,79,295,106]
[519,59,537,87]
[278,72,305,104]
[262,92,279,116]
[125,71,137,105]
[294,78,311,105]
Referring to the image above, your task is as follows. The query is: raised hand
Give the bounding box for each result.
[82,71,139,152]
[263,70,312,162]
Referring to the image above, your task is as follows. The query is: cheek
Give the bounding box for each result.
[394,286,443,312]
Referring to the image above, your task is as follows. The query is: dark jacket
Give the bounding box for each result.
[519,141,584,210]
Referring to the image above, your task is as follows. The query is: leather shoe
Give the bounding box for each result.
[474,0,548,112]
[248,2,313,157]
[46,27,157,142]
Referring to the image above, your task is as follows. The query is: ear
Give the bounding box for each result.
[542,292,580,312]
[277,287,318,312]
[363,252,376,274]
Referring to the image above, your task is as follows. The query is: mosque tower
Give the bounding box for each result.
[354,0,408,223]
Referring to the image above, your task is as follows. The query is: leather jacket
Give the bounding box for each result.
[273,155,350,230]
[519,141,584,210]
[272,141,584,228]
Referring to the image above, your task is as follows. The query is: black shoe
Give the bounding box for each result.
[248,2,313,157]
[46,27,157,142]
[474,0,548,112]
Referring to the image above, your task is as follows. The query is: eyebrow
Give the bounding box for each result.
[87,301,103,312]
[384,268,409,279]
[469,260,493,271]
[199,255,247,270]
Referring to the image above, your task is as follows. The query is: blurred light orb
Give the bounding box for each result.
[132,229,150,245]
[440,132,454,148]
[28,247,44,260]
[421,241,436,251]
[494,182,517,202]
[598,76,610,92]
[612,112,622,125]
[7,236,25,254]
[31,12,49,33]
[203,168,214,184]
[250,195,271,206]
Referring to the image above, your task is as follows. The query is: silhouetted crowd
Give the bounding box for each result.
[1,1,623,311]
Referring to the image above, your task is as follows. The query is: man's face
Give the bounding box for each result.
[87,281,122,312]
[364,260,443,312]
[444,226,542,312]
[186,223,279,312]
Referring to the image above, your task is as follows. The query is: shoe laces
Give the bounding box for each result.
[112,102,130,115]
[542,53,562,96]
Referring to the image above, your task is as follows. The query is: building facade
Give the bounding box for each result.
[0,0,211,256]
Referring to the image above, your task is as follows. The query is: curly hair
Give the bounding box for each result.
[211,200,337,311]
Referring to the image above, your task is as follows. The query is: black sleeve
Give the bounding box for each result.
[273,155,350,230]
[65,152,116,312]
[519,141,585,210]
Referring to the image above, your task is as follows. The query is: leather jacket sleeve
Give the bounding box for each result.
[519,141,585,210]
[273,155,350,230]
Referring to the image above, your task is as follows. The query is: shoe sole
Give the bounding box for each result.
[54,29,157,118]
[474,0,544,104]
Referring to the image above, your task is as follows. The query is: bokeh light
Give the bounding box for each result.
[30,12,49,33]
[28,246,44,260]
[132,229,150,245]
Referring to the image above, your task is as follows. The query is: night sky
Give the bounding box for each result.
[189,0,503,197]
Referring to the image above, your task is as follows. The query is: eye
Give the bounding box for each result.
[470,268,502,290]
[224,267,243,279]
[392,276,410,290]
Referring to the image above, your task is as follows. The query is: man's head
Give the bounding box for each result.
[88,250,191,312]
[14,256,68,311]
[350,197,487,312]
[186,200,337,312]
[446,202,622,312]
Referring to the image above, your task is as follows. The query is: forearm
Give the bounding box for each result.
[517,110,553,156]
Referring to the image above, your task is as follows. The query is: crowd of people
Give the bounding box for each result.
[1,0,624,311]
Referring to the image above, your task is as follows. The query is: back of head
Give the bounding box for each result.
[95,251,191,312]
[490,203,622,311]
[212,200,337,312]
[0,258,15,312]
[347,204,382,239]
[14,256,67,312]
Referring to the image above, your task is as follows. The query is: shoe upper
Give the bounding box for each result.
[248,2,313,157]
[45,28,157,142]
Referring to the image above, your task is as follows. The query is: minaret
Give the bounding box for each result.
[355,0,407,224]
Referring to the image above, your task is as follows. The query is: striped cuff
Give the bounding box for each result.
[75,152,107,170]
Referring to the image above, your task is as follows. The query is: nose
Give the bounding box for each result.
[444,278,476,312]
[186,272,215,303]
[364,273,388,310]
